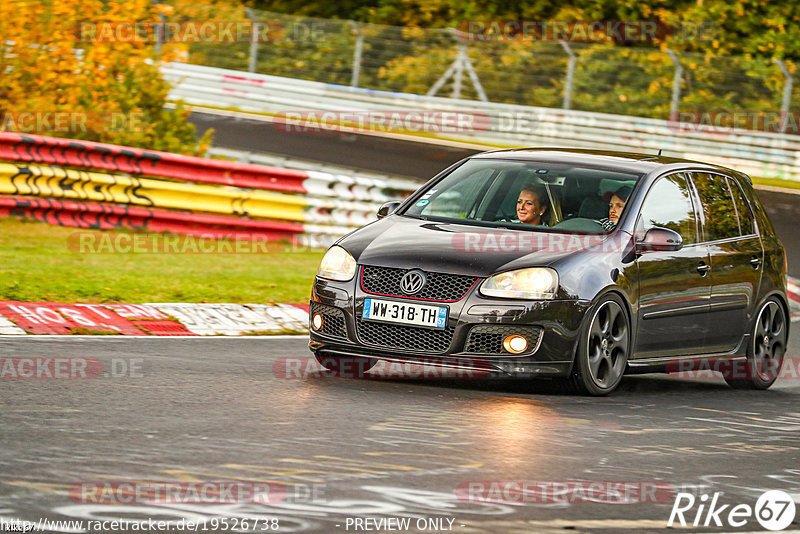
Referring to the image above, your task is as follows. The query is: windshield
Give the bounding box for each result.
[402,159,642,233]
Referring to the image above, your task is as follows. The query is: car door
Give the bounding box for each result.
[690,172,763,353]
[634,172,712,358]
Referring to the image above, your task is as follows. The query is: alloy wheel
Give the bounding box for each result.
[586,300,629,389]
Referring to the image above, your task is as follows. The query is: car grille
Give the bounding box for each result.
[356,318,455,353]
[360,265,479,302]
[464,325,542,355]
[310,302,347,340]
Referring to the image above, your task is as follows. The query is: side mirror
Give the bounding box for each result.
[377,201,401,219]
[636,227,683,253]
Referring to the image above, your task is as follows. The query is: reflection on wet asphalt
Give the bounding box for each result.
[1,336,799,532]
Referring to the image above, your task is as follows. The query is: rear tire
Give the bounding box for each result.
[724,298,786,390]
[314,354,376,377]
[569,294,630,396]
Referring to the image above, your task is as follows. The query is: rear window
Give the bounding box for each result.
[691,172,755,241]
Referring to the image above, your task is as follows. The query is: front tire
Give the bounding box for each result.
[724,298,786,390]
[570,294,630,396]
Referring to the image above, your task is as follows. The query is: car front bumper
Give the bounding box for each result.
[308,275,591,378]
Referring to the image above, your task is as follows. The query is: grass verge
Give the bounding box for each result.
[0,218,325,304]
[752,176,800,192]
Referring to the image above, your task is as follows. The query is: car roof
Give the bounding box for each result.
[469,148,746,179]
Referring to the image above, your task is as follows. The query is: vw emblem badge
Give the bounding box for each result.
[400,270,427,295]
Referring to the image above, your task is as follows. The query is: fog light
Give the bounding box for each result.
[503,335,528,354]
[312,313,323,330]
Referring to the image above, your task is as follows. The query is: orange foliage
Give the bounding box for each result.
[0,0,212,154]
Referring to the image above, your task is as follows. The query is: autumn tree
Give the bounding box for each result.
[0,0,211,154]
[249,0,800,62]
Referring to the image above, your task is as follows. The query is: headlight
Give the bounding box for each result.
[480,267,558,299]
[317,246,357,282]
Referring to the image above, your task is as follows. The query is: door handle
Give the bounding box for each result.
[696,262,710,276]
[750,256,762,269]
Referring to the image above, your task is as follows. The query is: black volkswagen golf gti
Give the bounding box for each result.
[308,149,789,395]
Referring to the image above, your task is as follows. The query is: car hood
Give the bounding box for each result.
[339,216,622,278]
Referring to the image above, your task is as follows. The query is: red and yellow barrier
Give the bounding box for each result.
[0,163,307,222]
[0,132,308,193]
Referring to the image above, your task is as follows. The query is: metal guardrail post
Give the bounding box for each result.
[774,59,794,134]
[427,30,487,102]
[666,49,683,119]
[154,14,166,57]
[452,44,466,98]
[245,8,259,73]
[350,22,364,88]
[427,60,457,97]
[150,0,166,58]
[462,45,488,102]
[559,40,576,110]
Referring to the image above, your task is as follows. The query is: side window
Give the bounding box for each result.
[692,172,745,241]
[418,168,494,219]
[637,173,697,245]
[727,177,756,235]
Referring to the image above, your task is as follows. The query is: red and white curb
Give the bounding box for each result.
[0,278,798,336]
[0,301,309,336]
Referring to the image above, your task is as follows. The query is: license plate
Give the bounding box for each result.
[362,298,447,329]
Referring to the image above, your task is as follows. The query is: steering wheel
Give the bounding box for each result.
[552,218,605,232]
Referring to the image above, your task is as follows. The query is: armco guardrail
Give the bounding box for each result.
[0,132,308,193]
[0,163,307,222]
[206,147,421,228]
[162,62,800,182]
[0,196,304,241]
[206,146,422,201]
[0,133,417,247]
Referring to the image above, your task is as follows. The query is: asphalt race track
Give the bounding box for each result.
[1,114,798,533]
[759,189,800,278]
[190,111,800,278]
[189,112,477,181]
[1,333,799,533]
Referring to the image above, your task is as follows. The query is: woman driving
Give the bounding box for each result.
[516,184,550,226]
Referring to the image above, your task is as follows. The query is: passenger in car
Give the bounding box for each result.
[516,184,551,226]
[598,185,632,230]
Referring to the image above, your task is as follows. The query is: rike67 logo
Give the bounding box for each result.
[668,490,796,531]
